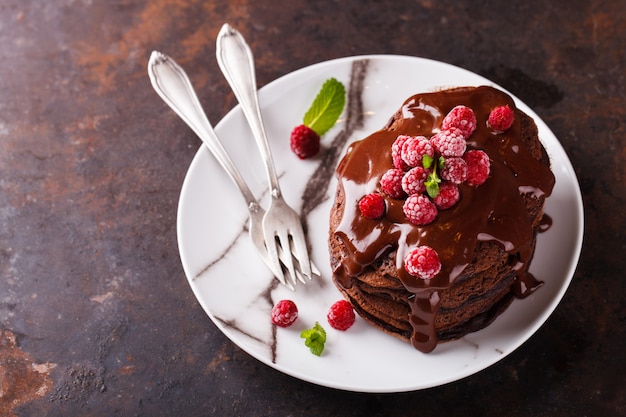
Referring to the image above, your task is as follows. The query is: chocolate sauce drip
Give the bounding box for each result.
[538,214,553,232]
[333,86,555,352]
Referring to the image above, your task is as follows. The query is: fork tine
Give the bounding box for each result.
[288,252,318,285]
[274,230,299,288]
[289,231,312,282]
[310,261,320,277]
[263,230,286,285]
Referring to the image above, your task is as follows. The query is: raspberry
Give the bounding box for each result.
[401,135,434,167]
[402,166,428,195]
[404,246,441,279]
[290,124,320,159]
[430,128,467,157]
[327,300,356,331]
[358,193,385,219]
[441,105,477,139]
[433,182,460,209]
[271,300,298,327]
[488,105,515,132]
[464,150,490,186]
[440,157,468,184]
[380,168,406,199]
[391,135,410,170]
[403,194,438,225]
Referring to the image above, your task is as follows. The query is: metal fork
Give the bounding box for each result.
[147,51,313,289]
[216,23,313,286]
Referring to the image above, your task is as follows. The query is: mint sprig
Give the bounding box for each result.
[300,322,327,356]
[424,156,445,198]
[303,78,346,136]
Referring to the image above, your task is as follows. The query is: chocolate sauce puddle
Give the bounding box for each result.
[333,86,555,352]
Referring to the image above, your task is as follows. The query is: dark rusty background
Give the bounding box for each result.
[0,1,624,416]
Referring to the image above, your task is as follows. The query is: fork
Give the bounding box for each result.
[147,51,312,289]
[216,23,313,286]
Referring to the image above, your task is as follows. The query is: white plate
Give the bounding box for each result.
[176,55,583,392]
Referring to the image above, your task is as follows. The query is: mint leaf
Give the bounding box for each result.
[303,78,346,136]
[422,154,433,169]
[300,322,327,356]
[426,176,440,199]
[425,161,442,199]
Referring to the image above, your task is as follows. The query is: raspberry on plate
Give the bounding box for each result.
[358,193,385,219]
[464,149,491,186]
[380,168,406,199]
[403,194,438,225]
[391,135,411,170]
[440,157,468,184]
[404,246,441,279]
[441,105,477,139]
[433,182,460,209]
[290,124,320,159]
[401,135,434,168]
[430,128,467,157]
[487,105,515,132]
[402,166,428,195]
[271,300,299,327]
[327,300,356,331]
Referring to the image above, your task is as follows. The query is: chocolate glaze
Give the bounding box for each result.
[332,86,555,352]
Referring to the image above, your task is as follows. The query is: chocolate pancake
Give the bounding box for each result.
[328,86,555,353]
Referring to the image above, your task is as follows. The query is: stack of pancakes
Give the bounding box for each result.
[328,86,554,352]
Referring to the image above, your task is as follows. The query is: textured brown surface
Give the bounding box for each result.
[0,1,624,416]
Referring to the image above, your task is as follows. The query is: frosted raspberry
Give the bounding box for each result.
[402,166,428,195]
[290,124,320,159]
[401,135,434,167]
[430,128,467,157]
[488,105,515,132]
[433,182,460,209]
[441,105,477,139]
[404,246,441,279]
[464,150,490,186]
[440,157,468,184]
[403,194,438,225]
[271,300,298,327]
[358,193,385,219]
[380,168,406,198]
[327,300,356,331]
[392,135,410,170]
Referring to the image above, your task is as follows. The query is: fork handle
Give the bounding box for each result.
[148,51,260,211]
[216,23,282,199]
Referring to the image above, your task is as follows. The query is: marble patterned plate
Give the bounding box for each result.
[176,55,583,392]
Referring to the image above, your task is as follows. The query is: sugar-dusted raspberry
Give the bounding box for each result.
[488,105,515,132]
[271,300,298,327]
[430,128,467,157]
[401,135,434,167]
[358,193,385,219]
[433,182,460,209]
[402,166,428,195]
[403,194,438,225]
[380,168,406,199]
[327,300,356,331]
[392,135,410,170]
[441,105,477,139]
[464,150,490,186]
[404,246,441,279]
[290,124,320,159]
[440,157,468,184]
